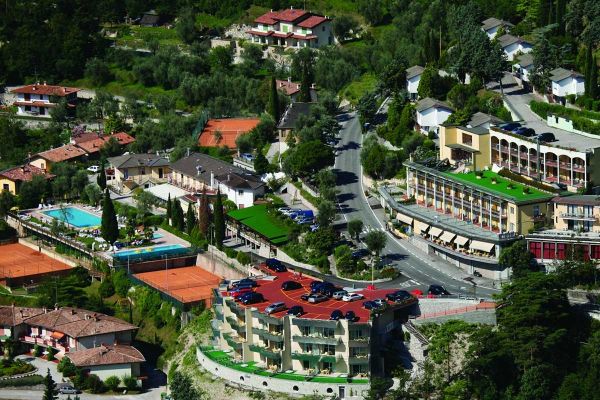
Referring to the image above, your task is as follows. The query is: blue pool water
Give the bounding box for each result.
[43,207,101,228]
[113,244,188,261]
[152,233,164,239]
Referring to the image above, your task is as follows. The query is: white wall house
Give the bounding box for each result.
[10,83,79,117]
[498,34,532,61]
[415,98,454,135]
[248,8,333,49]
[513,53,534,87]
[481,17,513,40]
[213,172,264,209]
[406,65,425,101]
[550,68,585,103]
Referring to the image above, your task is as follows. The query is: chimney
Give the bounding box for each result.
[311,83,316,89]
[210,171,215,188]
[43,81,47,86]
[287,77,291,83]
[227,174,230,182]
[70,309,75,315]
[186,148,190,157]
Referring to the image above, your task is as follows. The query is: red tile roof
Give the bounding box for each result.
[66,344,145,367]
[75,132,135,154]
[0,307,44,327]
[11,84,79,97]
[247,29,273,37]
[255,11,280,25]
[275,8,308,22]
[0,164,54,182]
[34,144,87,163]
[199,118,260,148]
[276,79,302,96]
[226,270,400,321]
[297,15,329,28]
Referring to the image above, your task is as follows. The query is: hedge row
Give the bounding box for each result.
[530,101,600,136]
[0,374,44,387]
[497,168,559,193]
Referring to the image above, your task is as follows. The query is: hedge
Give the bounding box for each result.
[530,101,600,136]
[0,375,44,387]
[497,169,559,193]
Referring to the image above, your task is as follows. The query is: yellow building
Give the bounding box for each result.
[439,125,491,171]
[0,164,54,195]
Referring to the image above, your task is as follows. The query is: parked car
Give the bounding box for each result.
[58,385,79,394]
[265,302,286,314]
[332,290,348,300]
[307,294,328,304]
[264,258,286,272]
[240,292,264,305]
[229,287,253,298]
[330,310,344,320]
[310,224,320,232]
[536,132,556,142]
[428,284,451,296]
[345,311,356,321]
[287,305,304,316]
[281,281,303,291]
[296,217,314,225]
[86,165,100,173]
[231,278,257,288]
[342,293,365,302]
[386,290,416,304]
[321,286,340,297]
[473,270,483,277]
[312,282,335,294]
[300,293,311,301]
[241,153,255,162]
[310,281,325,291]
[363,299,387,310]
[278,207,292,214]
[514,127,536,137]
[500,122,521,131]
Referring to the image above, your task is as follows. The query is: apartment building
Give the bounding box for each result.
[11,83,79,117]
[107,153,170,193]
[248,8,333,49]
[527,195,600,264]
[439,125,491,171]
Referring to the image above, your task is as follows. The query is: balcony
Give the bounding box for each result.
[348,337,370,347]
[249,344,282,360]
[559,213,597,221]
[223,333,244,350]
[21,336,69,353]
[292,335,339,346]
[253,328,284,342]
[226,316,245,331]
[291,352,339,363]
[349,355,370,365]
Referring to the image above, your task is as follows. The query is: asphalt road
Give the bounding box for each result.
[332,110,498,298]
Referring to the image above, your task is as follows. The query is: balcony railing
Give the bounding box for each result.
[223,333,243,349]
[291,352,340,363]
[21,336,69,353]
[249,344,282,360]
[292,335,339,346]
[559,213,597,221]
[348,355,370,365]
[253,328,284,342]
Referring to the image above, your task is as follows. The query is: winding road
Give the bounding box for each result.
[332,110,498,298]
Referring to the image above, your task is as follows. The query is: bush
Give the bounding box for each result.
[224,247,237,259]
[105,375,121,391]
[98,278,115,298]
[566,94,576,104]
[0,374,44,387]
[112,269,132,297]
[33,344,41,357]
[46,347,55,362]
[379,266,399,279]
[315,255,330,274]
[0,220,16,240]
[0,359,34,377]
[85,374,106,393]
[236,251,251,265]
[57,357,78,377]
[144,214,164,227]
[122,375,139,391]
[497,169,558,193]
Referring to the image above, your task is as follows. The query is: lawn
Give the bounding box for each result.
[340,73,378,105]
[227,205,290,244]
[442,170,554,203]
[115,25,182,48]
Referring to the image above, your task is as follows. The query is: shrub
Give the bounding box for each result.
[98,278,115,298]
[85,374,106,393]
[144,214,164,227]
[0,220,16,240]
[315,255,330,274]
[566,94,576,104]
[57,357,78,377]
[236,251,251,265]
[46,347,55,362]
[122,375,139,391]
[379,266,398,279]
[0,374,44,387]
[33,344,41,357]
[497,169,558,192]
[105,375,121,391]
[224,247,237,259]
[113,269,132,297]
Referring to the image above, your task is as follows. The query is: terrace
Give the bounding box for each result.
[227,205,290,245]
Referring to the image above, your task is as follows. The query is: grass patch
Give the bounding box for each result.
[227,205,290,244]
[292,181,319,207]
[196,13,234,30]
[340,73,378,105]
[115,25,182,48]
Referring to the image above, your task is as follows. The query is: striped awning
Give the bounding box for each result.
[440,231,456,243]
[470,240,496,252]
[396,213,413,225]
[455,236,469,246]
[429,227,443,237]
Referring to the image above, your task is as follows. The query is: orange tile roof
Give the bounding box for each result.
[75,132,135,154]
[35,144,87,162]
[276,79,302,96]
[0,164,54,182]
[297,15,329,28]
[199,118,260,148]
[11,84,79,96]
[66,345,145,367]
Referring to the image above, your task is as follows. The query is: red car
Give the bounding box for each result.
[230,287,254,299]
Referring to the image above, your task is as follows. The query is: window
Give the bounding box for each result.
[2,184,8,191]
[301,326,310,336]
[583,221,593,232]
[238,190,244,195]
[140,167,145,175]
[322,26,325,31]
[591,245,600,259]
[24,93,30,101]
[576,245,590,261]
[529,242,541,258]
[543,242,556,259]
[510,223,515,231]
[25,106,31,111]
[323,344,335,354]
[462,133,473,146]
[557,243,567,260]
[510,206,515,214]
[533,205,540,217]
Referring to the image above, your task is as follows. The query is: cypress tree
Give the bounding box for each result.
[591,56,598,100]
[101,189,118,244]
[268,76,280,122]
[96,160,107,190]
[214,189,225,249]
[186,203,196,234]
[42,368,58,400]
[585,45,593,96]
[198,187,211,237]
[166,194,172,224]
[173,199,184,232]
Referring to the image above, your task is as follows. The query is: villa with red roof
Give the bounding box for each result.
[11,83,79,117]
[248,8,334,49]
[199,118,261,149]
[0,164,54,195]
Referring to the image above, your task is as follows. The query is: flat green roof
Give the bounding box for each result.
[441,170,553,203]
[201,346,369,384]
[227,204,290,243]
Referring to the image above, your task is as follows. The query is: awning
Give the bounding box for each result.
[470,240,496,253]
[50,331,65,340]
[446,143,480,153]
[455,236,469,246]
[429,227,443,237]
[396,213,413,225]
[414,220,429,233]
[440,231,456,243]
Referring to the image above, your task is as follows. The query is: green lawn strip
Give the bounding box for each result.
[442,170,552,202]
[227,205,290,241]
[340,73,378,105]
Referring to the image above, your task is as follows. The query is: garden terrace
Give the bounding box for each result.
[227,204,290,245]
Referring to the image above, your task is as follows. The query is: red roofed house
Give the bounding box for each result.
[199,118,261,149]
[11,83,79,117]
[276,78,318,102]
[0,164,54,195]
[73,132,135,156]
[248,7,334,48]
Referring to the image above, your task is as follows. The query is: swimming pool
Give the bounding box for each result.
[43,207,101,228]
[113,244,189,261]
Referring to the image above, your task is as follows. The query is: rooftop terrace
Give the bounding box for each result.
[227,205,290,244]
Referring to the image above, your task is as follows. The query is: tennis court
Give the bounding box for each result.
[0,243,72,286]
[133,266,221,306]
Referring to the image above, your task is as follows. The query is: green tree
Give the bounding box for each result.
[85,58,112,86]
[499,240,537,278]
[333,15,359,42]
[417,64,438,99]
[198,188,211,237]
[185,203,196,235]
[42,368,58,400]
[98,278,115,298]
[133,189,158,220]
[97,160,107,190]
[253,151,269,175]
[379,56,408,96]
[357,91,378,131]
[101,189,119,243]
[0,190,15,217]
[170,370,206,400]
[530,30,559,94]
[209,46,233,71]
[83,184,102,207]
[213,190,225,249]
[19,175,49,209]
[348,219,364,241]
[104,375,121,392]
[267,76,280,122]
[166,194,172,223]
[283,140,334,178]
[365,230,387,258]
[176,9,197,44]
[316,200,336,228]
[292,48,315,102]
[172,199,184,232]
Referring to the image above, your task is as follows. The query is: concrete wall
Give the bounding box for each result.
[85,363,133,381]
[18,238,78,267]
[195,248,247,281]
[196,347,370,399]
